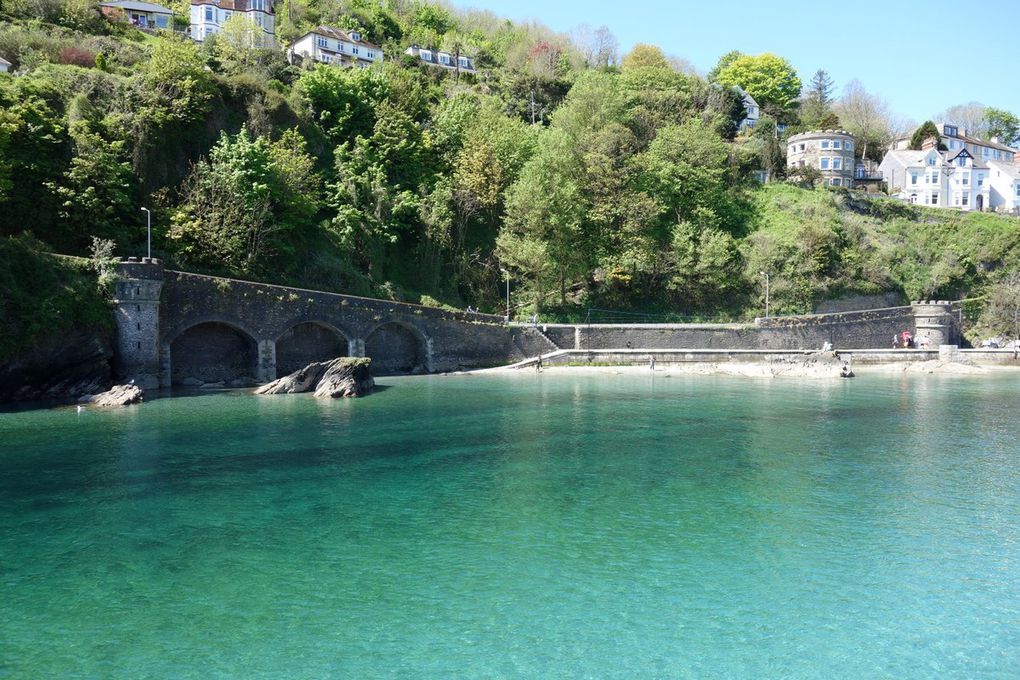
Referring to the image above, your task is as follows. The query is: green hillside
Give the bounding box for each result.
[1,0,1018,338]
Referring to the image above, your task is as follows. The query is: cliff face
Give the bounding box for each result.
[0,331,113,403]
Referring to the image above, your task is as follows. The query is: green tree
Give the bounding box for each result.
[715,53,801,112]
[620,43,670,72]
[169,130,320,274]
[983,107,1020,147]
[296,64,389,143]
[48,119,136,248]
[706,50,743,83]
[800,69,834,128]
[499,128,586,308]
[909,120,945,150]
[216,15,267,70]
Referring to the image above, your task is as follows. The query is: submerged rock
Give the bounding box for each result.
[87,383,144,407]
[255,357,374,398]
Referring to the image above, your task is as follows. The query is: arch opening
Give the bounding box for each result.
[170,321,257,386]
[365,322,426,375]
[275,322,349,377]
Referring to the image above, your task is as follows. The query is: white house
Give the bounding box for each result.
[879,141,990,211]
[404,45,475,74]
[893,122,1015,164]
[99,0,174,31]
[190,0,274,47]
[987,161,1020,214]
[736,87,759,132]
[0,57,11,73]
[289,26,383,68]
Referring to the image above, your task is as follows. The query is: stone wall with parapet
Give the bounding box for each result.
[532,305,919,352]
[159,270,517,377]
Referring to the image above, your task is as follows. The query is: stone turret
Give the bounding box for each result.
[912,300,956,347]
[113,258,164,389]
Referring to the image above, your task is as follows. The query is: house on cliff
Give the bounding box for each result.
[879,139,990,211]
[404,45,475,75]
[99,0,174,31]
[190,0,275,47]
[288,27,383,68]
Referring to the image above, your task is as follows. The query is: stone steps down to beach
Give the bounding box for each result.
[80,384,145,407]
[255,357,374,398]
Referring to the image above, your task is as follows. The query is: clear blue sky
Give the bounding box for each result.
[454,0,1020,126]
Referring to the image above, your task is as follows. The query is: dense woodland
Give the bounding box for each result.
[2,0,1020,347]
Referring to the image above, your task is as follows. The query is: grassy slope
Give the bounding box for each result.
[750,184,1020,313]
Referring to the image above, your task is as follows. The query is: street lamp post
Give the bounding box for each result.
[499,268,510,323]
[760,270,770,319]
[140,207,151,259]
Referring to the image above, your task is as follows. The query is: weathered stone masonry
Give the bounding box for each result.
[114,260,516,387]
[113,259,960,387]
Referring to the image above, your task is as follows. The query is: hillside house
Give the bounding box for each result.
[736,87,759,132]
[892,123,1015,164]
[987,161,1020,214]
[0,57,11,73]
[289,27,383,68]
[99,1,174,31]
[786,130,856,187]
[190,0,274,47]
[879,140,990,211]
[405,45,475,74]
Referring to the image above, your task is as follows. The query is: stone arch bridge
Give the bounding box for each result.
[113,259,515,388]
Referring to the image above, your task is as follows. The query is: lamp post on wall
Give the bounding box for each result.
[499,268,510,323]
[140,207,151,259]
[760,270,770,319]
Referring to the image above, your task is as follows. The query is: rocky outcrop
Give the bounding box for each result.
[0,331,113,403]
[255,357,374,398]
[85,384,145,407]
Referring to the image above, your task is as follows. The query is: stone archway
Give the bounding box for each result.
[169,321,258,386]
[364,321,427,375]
[275,322,349,377]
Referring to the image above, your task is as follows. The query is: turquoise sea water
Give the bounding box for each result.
[1,372,1019,678]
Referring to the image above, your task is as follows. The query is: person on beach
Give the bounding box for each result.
[893,333,899,349]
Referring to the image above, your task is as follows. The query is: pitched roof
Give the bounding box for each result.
[190,0,273,13]
[884,147,988,170]
[988,160,1020,180]
[100,0,174,12]
[300,25,380,50]
[0,56,12,67]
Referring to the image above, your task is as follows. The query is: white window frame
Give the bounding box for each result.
[833,140,842,150]
[962,194,969,206]
[820,157,830,170]
[961,172,969,186]
[204,6,213,21]
[317,36,328,48]
[910,173,918,185]
[845,141,854,151]
[832,157,843,170]
[820,140,830,150]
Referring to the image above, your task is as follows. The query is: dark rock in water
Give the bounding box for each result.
[87,384,144,407]
[255,357,374,398]
[0,331,113,403]
[314,358,375,398]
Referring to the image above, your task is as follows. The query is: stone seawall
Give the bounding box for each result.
[527,303,958,353]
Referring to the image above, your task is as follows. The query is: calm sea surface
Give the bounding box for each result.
[1,373,1018,678]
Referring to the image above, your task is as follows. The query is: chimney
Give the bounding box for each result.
[921,136,940,151]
